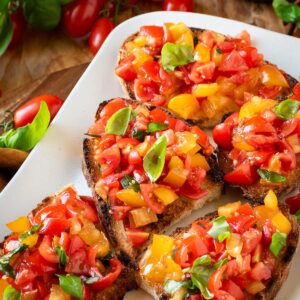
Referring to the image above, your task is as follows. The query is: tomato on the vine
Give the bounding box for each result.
[9,9,26,49]
[63,0,106,38]
[14,95,64,128]
[162,0,194,12]
[89,18,115,55]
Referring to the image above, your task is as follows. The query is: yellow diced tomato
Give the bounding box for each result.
[245,281,266,295]
[116,189,146,207]
[151,234,174,257]
[132,48,153,70]
[286,134,300,154]
[134,36,147,47]
[129,207,158,228]
[190,153,210,171]
[142,259,167,283]
[164,256,183,281]
[232,141,255,152]
[218,201,241,218]
[268,154,282,173]
[169,22,194,48]
[263,190,278,210]
[0,278,9,299]
[192,83,219,98]
[168,156,184,170]
[226,233,243,257]
[175,131,198,154]
[163,168,188,187]
[187,144,201,156]
[95,234,110,257]
[153,187,178,205]
[295,110,300,119]
[168,94,201,120]
[206,94,237,118]
[260,64,289,88]
[135,141,151,157]
[22,233,39,248]
[49,284,71,300]
[7,216,30,233]
[125,41,136,53]
[212,46,224,66]
[78,218,103,246]
[271,212,292,234]
[254,205,276,227]
[194,43,210,63]
[252,244,262,264]
[238,96,278,121]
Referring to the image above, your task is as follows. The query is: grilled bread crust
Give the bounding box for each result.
[82,98,223,266]
[217,149,300,201]
[136,204,299,300]
[0,193,137,300]
[117,28,298,128]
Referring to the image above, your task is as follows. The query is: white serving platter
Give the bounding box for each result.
[1,11,300,300]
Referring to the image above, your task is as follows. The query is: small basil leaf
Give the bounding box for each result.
[295,210,300,223]
[0,244,28,277]
[120,175,140,192]
[0,11,13,56]
[132,128,147,141]
[164,280,185,296]
[192,255,212,267]
[272,0,300,25]
[190,268,214,300]
[0,101,50,151]
[22,0,62,30]
[3,285,21,300]
[58,274,83,300]
[55,244,68,269]
[270,232,287,256]
[274,99,300,121]
[257,169,286,183]
[147,122,168,133]
[143,135,167,182]
[0,0,10,12]
[19,224,41,241]
[105,107,133,136]
[207,216,231,242]
[161,43,194,71]
[213,258,228,269]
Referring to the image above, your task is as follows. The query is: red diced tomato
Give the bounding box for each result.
[241,228,262,254]
[39,218,70,236]
[220,50,248,73]
[250,262,271,281]
[100,98,127,119]
[126,228,149,247]
[222,279,245,300]
[115,55,137,81]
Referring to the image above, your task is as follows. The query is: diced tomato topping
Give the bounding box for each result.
[126,228,149,247]
[250,262,271,281]
[242,228,262,254]
[115,54,137,81]
[224,161,258,185]
[220,50,249,73]
[222,279,245,300]
[140,184,165,214]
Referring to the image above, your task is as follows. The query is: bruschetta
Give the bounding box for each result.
[0,186,136,300]
[137,190,299,300]
[115,22,297,128]
[82,98,223,264]
[214,87,300,200]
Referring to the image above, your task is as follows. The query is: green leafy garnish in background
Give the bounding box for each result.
[3,285,21,300]
[58,274,83,300]
[0,101,50,151]
[0,0,13,56]
[257,169,286,183]
[273,0,300,27]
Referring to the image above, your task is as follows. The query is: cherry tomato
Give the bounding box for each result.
[220,50,249,73]
[227,214,257,234]
[89,18,114,55]
[250,262,271,281]
[140,25,164,49]
[89,258,122,290]
[238,46,263,68]
[262,219,275,246]
[126,228,149,247]
[63,0,105,38]
[222,280,245,300]
[38,236,59,263]
[187,167,206,191]
[96,144,121,177]
[115,54,137,81]
[162,0,194,12]
[128,149,142,165]
[189,62,215,83]
[208,265,227,294]
[9,9,26,49]
[14,95,63,128]
[39,218,70,236]
[150,108,167,123]
[32,204,67,225]
[140,184,165,214]
[140,61,161,83]
[224,161,258,185]
[134,77,159,102]
[112,206,131,220]
[213,123,233,150]
[180,183,208,200]
[241,228,262,255]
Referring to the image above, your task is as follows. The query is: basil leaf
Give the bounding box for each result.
[213,258,228,269]
[105,107,133,136]
[207,216,231,242]
[272,0,300,26]
[19,224,41,241]
[23,0,62,30]
[0,11,13,56]
[132,128,147,141]
[60,0,74,4]
[193,255,212,267]
[55,244,68,269]
[120,175,140,192]
[161,43,194,71]
[147,122,168,133]
[274,99,300,121]
[270,232,287,256]
[190,267,214,300]
[58,274,83,300]
[164,280,185,296]
[257,169,286,183]
[0,0,10,12]
[143,135,167,182]
[3,285,21,300]
[0,244,28,277]
[295,210,300,222]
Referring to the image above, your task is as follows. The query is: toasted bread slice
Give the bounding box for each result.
[0,187,137,300]
[117,27,298,128]
[82,98,223,265]
[136,203,299,300]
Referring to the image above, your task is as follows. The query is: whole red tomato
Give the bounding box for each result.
[14,95,64,128]
[63,0,106,38]
[9,9,26,48]
[89,18,114,55]
[162,0,194,11]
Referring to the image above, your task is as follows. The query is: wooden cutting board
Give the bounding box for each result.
[0,63,88,191]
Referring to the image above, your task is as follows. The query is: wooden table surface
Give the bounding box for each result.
[0,0,299,190]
